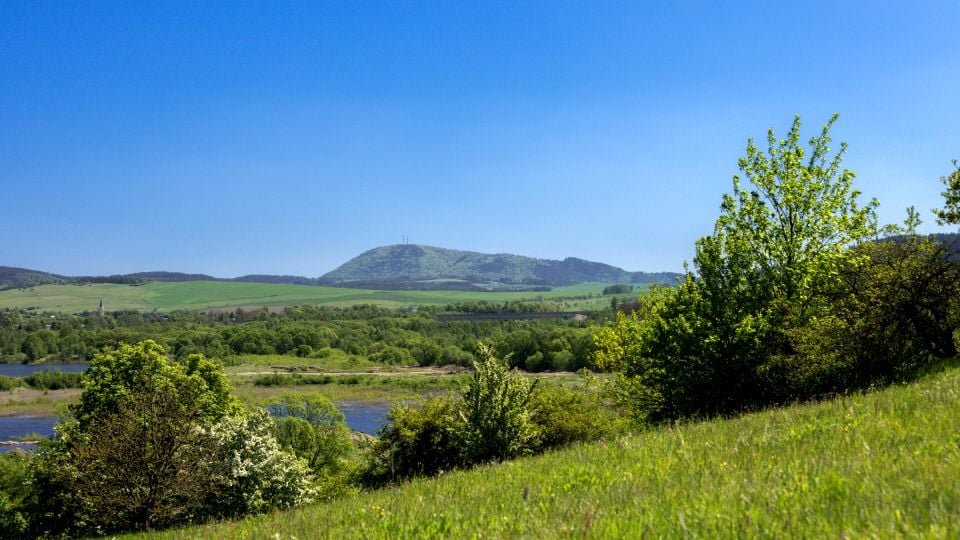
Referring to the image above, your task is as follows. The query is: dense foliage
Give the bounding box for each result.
[0,370,83,391]
[0,302,602,373]
[933,160,960,226]
[4,341,325,537]
[594,116,960,422]
[363,346,621,485]
[602,284,634,295]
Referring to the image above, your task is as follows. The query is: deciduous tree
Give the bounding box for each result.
[595,115,884,420]
[933,159,960,226]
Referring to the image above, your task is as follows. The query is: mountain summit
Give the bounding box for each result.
[319,244,679,291]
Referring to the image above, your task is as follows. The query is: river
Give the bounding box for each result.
[0,400,392,453]
[0,364,88,378]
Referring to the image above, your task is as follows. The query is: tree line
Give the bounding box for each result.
[0,301,607,373]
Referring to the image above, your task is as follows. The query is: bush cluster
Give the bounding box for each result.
[362,345,622,485]
[0,341,353,538]
[0,369,84,391]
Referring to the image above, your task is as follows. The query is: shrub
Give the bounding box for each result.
[460,343,538,462]
[270,394,353,475]
[204,409,316,516]
[0,375,17,391]
[369,345,416,366]
[362,396,466,485]
[362,345,616,487]
[787,235,960,393]
[528,383,625,451]
[254,373,337,387]
[22,369,84,390]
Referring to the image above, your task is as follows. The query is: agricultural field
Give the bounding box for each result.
[133,364,960,539]
[0,281,641,313]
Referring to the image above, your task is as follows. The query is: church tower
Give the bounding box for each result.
[97,297,104,317]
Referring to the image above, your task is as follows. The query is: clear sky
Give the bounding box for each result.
[2,1,958,277]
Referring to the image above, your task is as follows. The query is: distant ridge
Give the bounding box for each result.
[0,244,684,291]
[0,266,66,290]
[0,268,219,291]
[318,244,681,290]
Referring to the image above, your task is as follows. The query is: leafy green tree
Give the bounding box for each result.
[595,115,883,420]
[602,284,634,295]
[73,340,241,429]
[713,113,879,322]
[35,386,226,534]
[20,333,47,361]
[933,160,960,226]
[29,341,312,536]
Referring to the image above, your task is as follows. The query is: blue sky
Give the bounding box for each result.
[2,1,958,277]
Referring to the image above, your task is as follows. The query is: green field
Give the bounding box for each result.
[0,281,633,313]
[134,366,960,539]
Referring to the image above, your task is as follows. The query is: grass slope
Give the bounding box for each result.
[0,281,627,313]
[137,367,960,539]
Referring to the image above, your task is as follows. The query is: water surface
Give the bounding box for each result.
[335,400,391,435]
[0,364,88,378]
[0,400,392,454]
[0,416,56,454]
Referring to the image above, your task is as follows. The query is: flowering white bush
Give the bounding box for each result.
[206,409,316,515]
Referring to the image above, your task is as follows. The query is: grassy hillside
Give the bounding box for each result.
[0,281,633,313]
[135,366,960,539]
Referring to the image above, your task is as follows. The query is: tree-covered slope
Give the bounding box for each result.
[320,244,679,288]
[3,244,683,292]
[0,266,66,290]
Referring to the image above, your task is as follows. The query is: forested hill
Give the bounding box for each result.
[319,244,680,289]
[0,269,219,290]
[0,266,66,290]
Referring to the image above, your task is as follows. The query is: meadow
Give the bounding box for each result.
[131,365,960,539]
[0,281,630,313]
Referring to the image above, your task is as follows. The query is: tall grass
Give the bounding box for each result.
[134,366,960,539]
